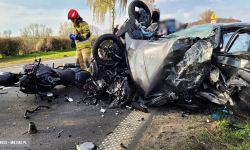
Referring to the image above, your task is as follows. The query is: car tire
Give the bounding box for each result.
[92,34,124,67]
[128,0,151,28]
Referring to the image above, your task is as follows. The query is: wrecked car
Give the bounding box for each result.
[86,0,250,110]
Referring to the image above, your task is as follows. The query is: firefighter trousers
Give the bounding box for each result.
[76,46,91,69]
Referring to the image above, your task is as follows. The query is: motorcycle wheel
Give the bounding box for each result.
[92,34,124,67]
[128,0,152,28]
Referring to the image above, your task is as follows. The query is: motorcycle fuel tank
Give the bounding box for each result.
[0,72,19,86]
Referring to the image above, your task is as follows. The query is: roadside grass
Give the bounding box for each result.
[28,39,41,43]
[184,106,250,150]
[0,49,76,66]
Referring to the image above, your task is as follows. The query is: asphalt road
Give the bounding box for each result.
[0,57,76,73]
[0,57,152,150]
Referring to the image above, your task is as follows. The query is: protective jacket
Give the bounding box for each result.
[73,17,91,69]
[73,17,91,48]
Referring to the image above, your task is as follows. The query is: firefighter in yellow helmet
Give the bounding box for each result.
[68,9,91,70]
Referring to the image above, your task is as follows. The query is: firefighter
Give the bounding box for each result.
[68,9,91,70]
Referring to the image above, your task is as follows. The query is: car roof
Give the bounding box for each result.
[198,22,250,29]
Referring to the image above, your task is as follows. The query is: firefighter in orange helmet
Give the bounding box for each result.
[68,9,91,70]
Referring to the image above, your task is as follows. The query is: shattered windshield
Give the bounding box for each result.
[166,25,214,39]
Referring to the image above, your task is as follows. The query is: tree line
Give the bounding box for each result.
[57,22,112,37]
[0,22,112,40]
[0,30,12,38]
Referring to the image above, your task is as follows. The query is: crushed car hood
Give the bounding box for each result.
[125,33,214,99]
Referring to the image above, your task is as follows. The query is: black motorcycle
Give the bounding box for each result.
[92,0,159,67]
[0,58,90,99]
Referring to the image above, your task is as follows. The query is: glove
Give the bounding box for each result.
[69,34,73,39]
[73,35,78,40]
[77,33,82,40]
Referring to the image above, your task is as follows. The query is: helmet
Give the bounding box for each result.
[68,9,80,20]
[115,23,119,26]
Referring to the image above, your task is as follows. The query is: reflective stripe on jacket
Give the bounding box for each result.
[76,40,91,48]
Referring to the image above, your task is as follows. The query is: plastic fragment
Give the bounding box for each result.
[100,108,106,113]
[28,122,37,134]
[76,142,95,150]
[126,106,132,110]
[212,114,218,118]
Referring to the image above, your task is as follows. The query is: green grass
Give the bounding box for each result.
[28,39,41,43]
[0,49,76,66]
[184,107,250,150]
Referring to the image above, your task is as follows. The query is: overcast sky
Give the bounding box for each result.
[0,0,250,36]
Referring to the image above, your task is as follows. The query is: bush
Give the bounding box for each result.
[35,38,47,52]
[0,36,72,56]
[51,37,71,50]
[0,37,25,56]
[90,36,98,46]
[46,37,53,51]
[35,37,71,52]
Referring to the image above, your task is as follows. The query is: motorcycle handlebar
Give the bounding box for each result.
[33,58,41,75]
[37,58,41,66]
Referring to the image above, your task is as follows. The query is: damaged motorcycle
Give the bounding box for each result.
[0,58,90,99]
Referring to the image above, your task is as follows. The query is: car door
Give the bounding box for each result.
[215,27,250,78]
[214,27,250,101]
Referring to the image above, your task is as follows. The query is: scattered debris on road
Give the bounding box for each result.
[126,105,132,110]
[65,94,73,102]
[76,142,95,150]
[120,143,127,149]
[28,122,37,134]
[24,106,50,119]
[57,130,64,138]
[212,114,218,118]
[100,108,106,113]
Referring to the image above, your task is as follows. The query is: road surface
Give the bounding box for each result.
[0,57,154,150]
[0,57,76,73]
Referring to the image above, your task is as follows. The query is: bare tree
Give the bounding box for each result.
[45,27,54,37]
[143,0,159,11]
[198,9,217,25]
[227,16,237,23]
[2,31,7,37]
[58,22,73,37]
[7,30,12,37]
[20,23,53,41]
[2,30,12,38]
[103,28,112,34]
[89,25,101,36]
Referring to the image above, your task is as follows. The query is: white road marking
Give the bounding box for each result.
[0,86,11,91]
[98,110,150,150]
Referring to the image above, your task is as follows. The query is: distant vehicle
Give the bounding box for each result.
[160,19,176,34]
